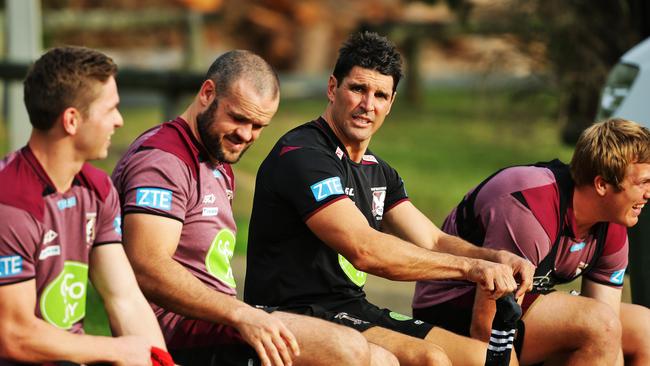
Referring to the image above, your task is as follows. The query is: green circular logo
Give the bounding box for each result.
[389,311,412,321]
[338,254,367,287]
[40,261,88,329]
[205,228,237,288]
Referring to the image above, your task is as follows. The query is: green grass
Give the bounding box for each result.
[0,86,574,335]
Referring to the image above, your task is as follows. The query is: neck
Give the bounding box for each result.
[180,105,201,143]
[28,131,84,193]
[572,186,603,238]
[321,109,369,163]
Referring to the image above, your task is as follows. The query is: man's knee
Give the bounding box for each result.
[581,300,622,347]
[369,344,399,366]
[329,325,372,364]
[418,344,451,366]
[623,304,650,358]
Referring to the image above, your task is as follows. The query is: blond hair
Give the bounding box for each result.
[570,118,650,187]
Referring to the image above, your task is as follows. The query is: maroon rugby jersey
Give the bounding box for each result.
[413,165,628,309]
[0,146,122,365]
[112,118,238,345]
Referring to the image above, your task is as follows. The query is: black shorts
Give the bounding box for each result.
[278,297,435,339]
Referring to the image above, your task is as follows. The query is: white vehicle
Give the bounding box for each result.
[597,37,650,125]
[597,36,650,307]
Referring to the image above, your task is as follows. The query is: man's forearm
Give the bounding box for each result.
[104,292,167,350]
[433,233,501,262]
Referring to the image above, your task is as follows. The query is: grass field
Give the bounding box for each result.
[1,86,575,334]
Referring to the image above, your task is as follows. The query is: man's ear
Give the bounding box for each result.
[594,175,609,197]
[327,75,338,104]
[198,79,217,107]
[61,107,81,135]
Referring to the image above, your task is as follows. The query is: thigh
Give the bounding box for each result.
[363,326,451,366]
[518,291,614,365]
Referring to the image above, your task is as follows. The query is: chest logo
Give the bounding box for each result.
[39,245,61,260]
[203,194,216,204]
[570,242,586,252]
[40,261,88,329]
[310,177,344,202]
[371,189,386,219]
[205,229,237,288]
[56,197,77,211]
[135,188,172,211]
[338,254,367,287]
[85,213,97,245]
[43,230,58,245]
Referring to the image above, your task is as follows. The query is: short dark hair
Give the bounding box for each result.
[332,32,403,93]
[23,46,117,131]
[205,50,279,99]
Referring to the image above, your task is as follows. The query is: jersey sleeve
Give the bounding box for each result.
[382,163,408,212]
[584,224,629,287]
[0,204,41,285]
[272,147,347,219]
[478,194,552,266]
[94,183,123,246]
[118,150,194,222]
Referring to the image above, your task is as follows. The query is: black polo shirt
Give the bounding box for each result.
[244,117,408,306]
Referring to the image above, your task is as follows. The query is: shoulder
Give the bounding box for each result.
[77,163,113,202]
[0,150,47,221]
[602,223,628,256]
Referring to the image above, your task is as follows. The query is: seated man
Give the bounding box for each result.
[113,49,397,366]
[0,47,171,365]
[413,118,650,365]
[244,31,535,366]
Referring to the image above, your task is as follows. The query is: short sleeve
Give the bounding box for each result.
[272,147,347,219]
[94,183,123,246]
[0,204,41,285]
[382,162,408,212]
[117,150,193,222]
[479,194,552,266]
[585,224,629,287]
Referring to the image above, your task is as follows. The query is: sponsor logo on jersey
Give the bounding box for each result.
[310,177,344,202]
[335,147,344,160]
[40,261,88,329]
[0,255,22,277]
[136,188,172,211]
[56,197,77,211]
[345,187,355,197]
[610,269,626,285]
[113,217,122,235]
[212,169,223,179]
[389,311,412,321]
[338,254,367,286]
[570,242,586,252]
[203,194,216,204]
[85,212,97,245]
[42,230,58,245]
[371,188,386,219]
[39,245,61,260]
[362,154,378,164]
[226,189,234,201]
[202,207,219,216]
[205,229,237,288]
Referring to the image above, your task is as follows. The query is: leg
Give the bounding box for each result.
[272,311,372,366]
[620,303,650,366]
[369,344,400,366]
[363,326,452,366]
[425,327,518,366]
[518,292,621,366]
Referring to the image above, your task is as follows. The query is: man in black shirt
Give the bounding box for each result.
[245,31,535,366]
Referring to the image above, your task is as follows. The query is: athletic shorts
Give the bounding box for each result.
[167,306,276,366]
[412,290,542,358]
[277,297,435,339]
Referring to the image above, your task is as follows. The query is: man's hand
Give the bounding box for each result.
[466,259,518,299]
[494,250,535,299]
[232,307,300,366]
[113,335,154,366]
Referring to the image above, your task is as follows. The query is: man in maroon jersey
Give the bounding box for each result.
[414,119,650,365]
[112,50,397,366]
[0,47,170,365]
